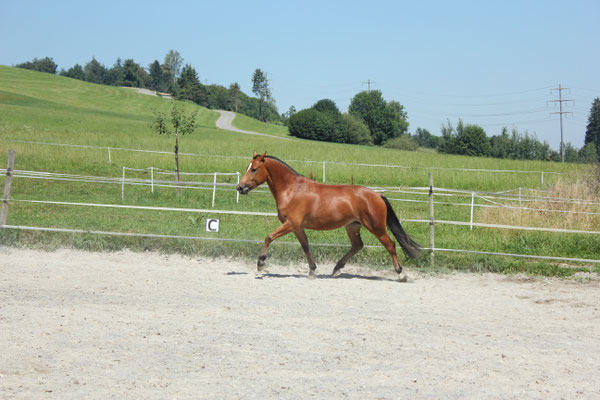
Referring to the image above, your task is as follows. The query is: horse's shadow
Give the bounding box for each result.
[253,271,401,283]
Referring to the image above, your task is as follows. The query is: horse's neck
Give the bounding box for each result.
[265,159,297,204]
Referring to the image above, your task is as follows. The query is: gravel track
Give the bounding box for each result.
[1,247,599,399]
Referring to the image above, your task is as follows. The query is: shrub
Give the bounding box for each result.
[339,114,372,145]
[382,135,418,151]
[288,108,335,141]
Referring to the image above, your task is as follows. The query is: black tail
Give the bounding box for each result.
[381,195,422,259]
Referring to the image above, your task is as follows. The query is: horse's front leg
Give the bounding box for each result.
[294,229,317,279]
[257,221,295,271]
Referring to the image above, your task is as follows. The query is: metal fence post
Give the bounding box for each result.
[107,147,111,164]
[121,167,125,201]
[150,167,154,193]
[429,172,435,266]
[1,150,16,227]
[323,161,326,183]
[236,172,240,203]
[470,192,475,230]
[212,172,217,208]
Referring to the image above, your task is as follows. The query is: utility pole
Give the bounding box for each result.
[549,84,573,162]
[362,79,376,92]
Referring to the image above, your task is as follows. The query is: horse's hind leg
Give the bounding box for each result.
[375,232,408,282]
[332,222,364,277]
[294,229,317,279]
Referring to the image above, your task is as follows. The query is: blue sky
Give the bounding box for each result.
[2,0,599,149]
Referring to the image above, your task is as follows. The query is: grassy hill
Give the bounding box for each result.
[1,66,597,277]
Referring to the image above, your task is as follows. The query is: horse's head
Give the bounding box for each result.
[237,151,268,195]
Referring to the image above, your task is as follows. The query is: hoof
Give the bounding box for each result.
[257,255,267,271]
[308,271,317,280]
[398,273,408,283]
[331,268,342,278]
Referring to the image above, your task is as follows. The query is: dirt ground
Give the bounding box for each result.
[1,247,598,399]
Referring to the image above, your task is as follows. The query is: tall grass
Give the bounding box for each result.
[478,175,600,231]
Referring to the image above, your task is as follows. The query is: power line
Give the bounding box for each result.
[549,84,574,162]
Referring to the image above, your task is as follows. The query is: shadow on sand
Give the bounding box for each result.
[253,271,403,283]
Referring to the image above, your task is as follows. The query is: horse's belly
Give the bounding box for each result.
[303,217,353,231]
[302,205,358,230]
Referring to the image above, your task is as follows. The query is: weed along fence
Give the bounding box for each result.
[2,150,599,267]
[2,138,587,185]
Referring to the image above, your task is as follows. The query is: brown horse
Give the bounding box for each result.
[236,152,422,280]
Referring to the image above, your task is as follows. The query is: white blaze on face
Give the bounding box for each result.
[246,162,252,172]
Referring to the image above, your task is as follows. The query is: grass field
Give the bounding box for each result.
[1,65,598,277]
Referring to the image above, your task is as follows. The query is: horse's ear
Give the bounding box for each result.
[253,150,258,157]
[259,152,266,162]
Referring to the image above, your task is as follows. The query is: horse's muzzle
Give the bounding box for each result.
[236,184,250,195]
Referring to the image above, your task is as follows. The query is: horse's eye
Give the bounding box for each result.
[251,168,257,173]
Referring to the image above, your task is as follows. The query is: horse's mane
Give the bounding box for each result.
[254,155,302,176]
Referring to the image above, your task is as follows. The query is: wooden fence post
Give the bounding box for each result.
[1,150,16,227]
[429,172,435,266]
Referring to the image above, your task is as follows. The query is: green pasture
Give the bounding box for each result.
[0,65,597,277]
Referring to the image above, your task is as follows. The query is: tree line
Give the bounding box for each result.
[15,52,281,123]
[287,92,600,163]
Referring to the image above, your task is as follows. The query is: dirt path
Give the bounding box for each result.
[214,110,290,140]
[1,247,598,399]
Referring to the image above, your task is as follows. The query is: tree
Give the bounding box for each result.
[149,60,163,92]
[177,64,206,105]
[16,57,57,74]
[563,142,579,163]
[84,57,109,84]
[59,64,85,80]
[584,97,600,161]
[339,113,372,145]
[489,127,511,158]
[313,99,340,116]
[579,143,598,164]
[150,102,198,193]
[206,85,231,109]
[349,90,408,145]
[163,50,184,83]
[438,119,491,157]
[288,108,334,141]
[386,100,409,139]
[229,83,241,112]
[121,59,145,87]
[251,68,271,121]
[414,127,439,149]
[283,105,296,122]
[108,58,124,86]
